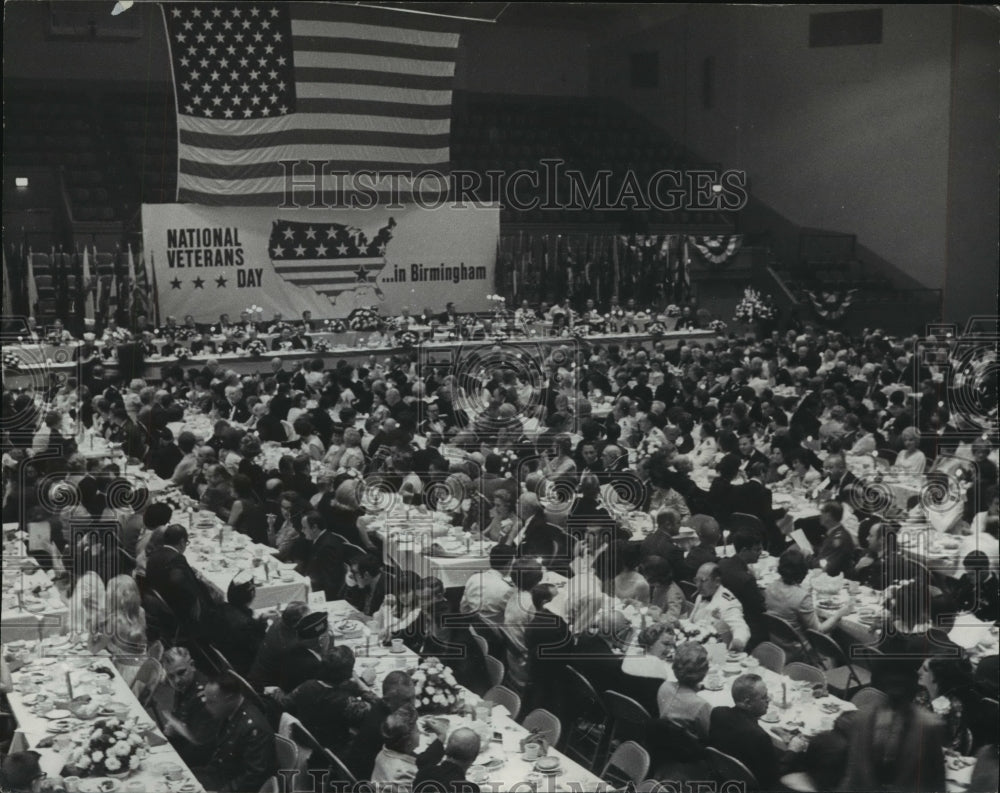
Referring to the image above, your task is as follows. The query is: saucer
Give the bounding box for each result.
[760,712,781,724]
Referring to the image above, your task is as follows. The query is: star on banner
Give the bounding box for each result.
[355,266,369,283]
[192,277,205,289]
[170,278,182,290]
[216,276,228,288]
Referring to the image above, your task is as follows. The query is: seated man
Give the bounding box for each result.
[709,673,781,788]
[688,562,750,651]
[459,543,515,622]
[191,673,276,793]
[160,647,220,765]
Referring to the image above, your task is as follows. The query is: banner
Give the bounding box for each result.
[142,204,498,321]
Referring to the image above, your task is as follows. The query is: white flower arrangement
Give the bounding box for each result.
[66,717,147,777]
[733,288,775,322]
[411,658,461,715]
[665,304,682,317]
[708,319,728,334]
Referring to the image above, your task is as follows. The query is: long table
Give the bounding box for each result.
[316,599,611,791]
[3,329,712,388]
[3,635,204,792]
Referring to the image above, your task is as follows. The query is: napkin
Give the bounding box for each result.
[948,613,993,649]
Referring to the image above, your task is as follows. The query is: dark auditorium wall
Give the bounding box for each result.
[943,7,1000,322]
[3,4,589,97]
[591,4,996,320]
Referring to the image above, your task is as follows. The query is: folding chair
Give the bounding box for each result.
[645,717,705,770]
[765,613,817,665]
[483,685,521,721]
[677,580,698,602]
[705,747,758,791]
[468,625,489,659]
[601,740,650,787]
[601,690,652,764]
[521,708,562,747]
[484,655,505,688]
[275,733,308,793]
[751,641,787,674]
[783,662,826,686]
[562,665,609,771]
[130,656,164,707]
[258,778,280,793]
[805,628,871,699]
[319,747,357,784]
[206,643,235,675]
[850,686,888,712]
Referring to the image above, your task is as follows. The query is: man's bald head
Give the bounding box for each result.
[445,727,481,766]
[517,492,543,522]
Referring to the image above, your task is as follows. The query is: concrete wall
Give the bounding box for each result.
[943,7,1000,321]
[591,4,963,298]
[3,4,590,96]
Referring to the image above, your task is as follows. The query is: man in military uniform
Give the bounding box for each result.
[160,647,219,766]
[689,562,750,651]
[193,673,276,793]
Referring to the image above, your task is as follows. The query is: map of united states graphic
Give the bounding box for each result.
[269,218,395,308]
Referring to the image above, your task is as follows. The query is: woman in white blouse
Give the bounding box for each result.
[894,427,927,474]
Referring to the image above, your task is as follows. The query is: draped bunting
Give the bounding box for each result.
[687,234,743,264]
[494,232,689,307]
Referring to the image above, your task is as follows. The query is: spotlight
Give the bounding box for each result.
[111,0,134,16]
[15,177,29,188]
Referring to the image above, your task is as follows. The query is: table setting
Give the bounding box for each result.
[4,641,204,793]
[1,541,70,641]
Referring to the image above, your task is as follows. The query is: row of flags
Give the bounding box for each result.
[3,243,158,334]
[495,232,695,307]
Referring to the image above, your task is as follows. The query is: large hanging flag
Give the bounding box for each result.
[161,2,460,206]
[26,249,38,317]
[81,246,95,324]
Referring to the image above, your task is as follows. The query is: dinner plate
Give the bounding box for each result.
[760,712,780,724]
[533,759,563,775]
[45,719,77,733]
[44,708,73,719]
[332,619,364,636]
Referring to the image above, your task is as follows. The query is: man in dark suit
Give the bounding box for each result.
[413,728,482,793]
[437,301,459,325]
[514,494,572,570]
[730,462,787,552]
[344,554,389,616]
[718,530,768,649]
[295,510,346,600]
[145,524,213,627]
[708,674,780,789]
[640,509,687,583]
[728,433,770,476]
[247,401,286,444]
[189,332,218,356]
[215,385,250,424]
[276,611,330,694]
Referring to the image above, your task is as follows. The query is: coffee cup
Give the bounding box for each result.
[523,742,542,761]
[391,638,404,653]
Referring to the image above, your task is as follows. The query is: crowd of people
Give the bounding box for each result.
[2,310,998,792]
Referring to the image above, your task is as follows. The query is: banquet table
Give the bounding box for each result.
[315,600,612,792]
[3,634,204,792]
[2,527,70,641]
[170,507,312,609]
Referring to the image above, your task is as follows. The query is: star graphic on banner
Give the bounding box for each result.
[216,276,228,288]
[192,277,205,289]
[355,266,369,283]
[170,278,182,290]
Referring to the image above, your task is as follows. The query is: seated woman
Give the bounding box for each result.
[916,656,977,756]
[894,426,927,474]
[373,571,423,650]
[613,541,651,605]
[478,488,520,543]
[643,555,686,621]
[227,474,269,545]
[764,547,849,661]
[90,575,148,687]
[783,449,822,491]
[371,705,444,792]
[656,642,713,740]
[198,464,235,521]
[68,571,106,637]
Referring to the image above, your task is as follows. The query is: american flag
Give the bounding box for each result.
[161,2,460,205]
[268,217,395,299]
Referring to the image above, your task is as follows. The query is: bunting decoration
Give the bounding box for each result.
[687,234,743,264]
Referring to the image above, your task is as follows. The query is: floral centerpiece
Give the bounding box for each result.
[411,658,462,715]
[571,325,590,339]
[676,620,721,645]
[244,338,267,358]
[486,294,508,322]
[173,327,197,342]
[313,339,332,353]
[665,304,682,317]
[64,716,147,778]
[324,319,347,333]
[708,319,728,335]
[494,448,520,479]
[103,327,132,343]
[646,321,667,339]
[733,288,775,323]
[347,308,381,331]
[173,346,191,361]
[635,436,665,463]
[395,330,420,349]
